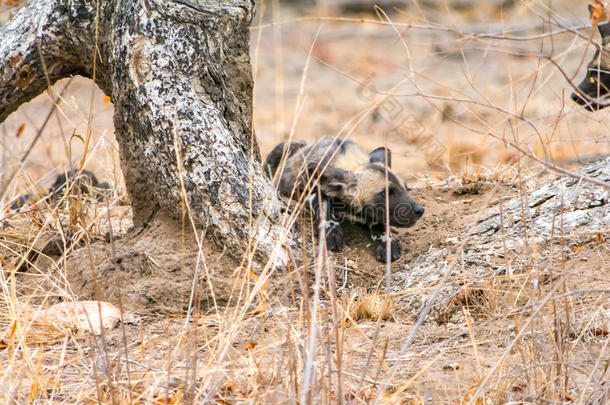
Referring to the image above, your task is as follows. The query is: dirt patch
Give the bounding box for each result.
[62,215,245,315]
[1,211,241,317]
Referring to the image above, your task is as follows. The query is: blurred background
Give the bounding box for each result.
[1,0,609,201]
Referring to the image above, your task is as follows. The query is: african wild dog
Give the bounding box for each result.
[10,169,110,210]
[572,19,610,110]
[265,137,424,263]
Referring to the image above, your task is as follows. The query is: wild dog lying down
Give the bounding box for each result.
[572,19,610,110]
[265,137,424,262]
[11,169,110,210]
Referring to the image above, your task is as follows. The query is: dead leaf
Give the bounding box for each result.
[591,326,609,336]
[572,244,587,253]
[590,1,610,26]
[15,123,25,138]
[595,232,605,244]
[352,292,394,321]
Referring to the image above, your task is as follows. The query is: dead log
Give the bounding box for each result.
[393,157,609,324]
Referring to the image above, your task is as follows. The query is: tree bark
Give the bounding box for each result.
[0,0,287,263]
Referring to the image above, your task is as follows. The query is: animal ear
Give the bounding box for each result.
[589,4,596,16]
[319,167,356,199]
[304,162,353,198]
[369,147,392,168]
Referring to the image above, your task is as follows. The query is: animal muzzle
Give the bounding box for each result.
[571,90,594,110]
[390,201,424,227]
[571,90,585,105]
[571,88,609,111]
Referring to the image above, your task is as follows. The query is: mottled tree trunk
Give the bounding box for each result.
[0,0,287,263]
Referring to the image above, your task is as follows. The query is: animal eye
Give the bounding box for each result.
[590,76,597,84]
[379,187,396,197]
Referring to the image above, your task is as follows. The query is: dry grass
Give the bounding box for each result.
[1,0,609,403]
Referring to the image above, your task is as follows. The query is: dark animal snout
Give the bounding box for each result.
[413,203,424,218]
[571,90,601,111]
[387,198,424,227]
[571,90,595,109]
[571,91,583,105]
